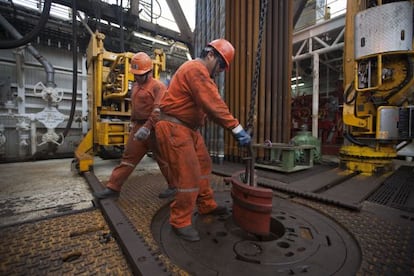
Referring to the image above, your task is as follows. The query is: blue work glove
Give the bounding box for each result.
[232,125,251,146]
[134,127,150,140]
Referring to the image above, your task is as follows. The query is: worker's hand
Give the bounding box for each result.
[134,127,150,140]
[232,125,251,146]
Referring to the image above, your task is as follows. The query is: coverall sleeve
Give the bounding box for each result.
[143,80,167,130]
[187,68,239,130]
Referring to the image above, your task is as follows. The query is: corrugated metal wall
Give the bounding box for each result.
[195,0,293,163]
[195,0,227,163]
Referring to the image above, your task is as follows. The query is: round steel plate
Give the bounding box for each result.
[152,192,361,275]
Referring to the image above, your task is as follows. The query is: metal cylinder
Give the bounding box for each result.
[230,170,273,236]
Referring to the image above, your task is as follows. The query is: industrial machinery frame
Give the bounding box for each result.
[340,0,414,175]
[73,31,165,173]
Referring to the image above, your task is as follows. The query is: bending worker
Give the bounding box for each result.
[94,52,176,199]
[155,39,251,241]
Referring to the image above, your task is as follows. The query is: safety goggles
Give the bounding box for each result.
[216,54,226,70]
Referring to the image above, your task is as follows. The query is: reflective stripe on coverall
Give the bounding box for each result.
[107,122,171,191]
[106,77,173,192]
[156,59,240,228]
[155,121,216,228]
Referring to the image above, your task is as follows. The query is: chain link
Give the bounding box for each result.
[246,0,269,136]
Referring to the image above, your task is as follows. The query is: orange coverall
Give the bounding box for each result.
[106,77,171,192]
[155,60,240,228]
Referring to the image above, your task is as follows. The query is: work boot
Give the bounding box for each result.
[172,225,200,242]
[93,188,120,199]
[158,187,177,198]
[204,205,228,216]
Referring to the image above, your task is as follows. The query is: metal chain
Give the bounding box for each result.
[246,0,269,135]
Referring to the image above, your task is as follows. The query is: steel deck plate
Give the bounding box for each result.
[1,164,413,275]
[152,191,361,276]
[0,210,132,275]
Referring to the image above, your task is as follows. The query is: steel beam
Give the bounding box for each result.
[165,0,193,44]
[52,0,193,46]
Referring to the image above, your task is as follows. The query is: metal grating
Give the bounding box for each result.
[368,166,414,212]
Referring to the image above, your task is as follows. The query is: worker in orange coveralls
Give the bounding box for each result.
[155,39,251,241]
[94,52,176,199]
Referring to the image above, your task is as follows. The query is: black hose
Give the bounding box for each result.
[62,0,78,138]
[344,81,356,104]
[0,0,52,49]
[0,13,56,86]
[119,0,124,52]
[384,56,413,102]
[343,131,367,147]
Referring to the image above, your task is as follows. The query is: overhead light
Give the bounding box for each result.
[133,32,170,46]
[171,42,189,51]
[291,83,305,88]
[168,42,192,60]
[291,76,302,81]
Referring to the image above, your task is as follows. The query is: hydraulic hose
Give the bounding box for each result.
[343,131,367,147]
[0,0,52,49]
[344,81,356,105]
[62,0,78,138]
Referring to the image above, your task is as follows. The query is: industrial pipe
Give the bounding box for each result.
[0,14,56,87]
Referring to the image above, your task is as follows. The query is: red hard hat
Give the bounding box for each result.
[130,52,152,75]
[208,39,235,70]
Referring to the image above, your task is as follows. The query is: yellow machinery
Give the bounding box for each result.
[72,31,165,173]
[340,0,414,175]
